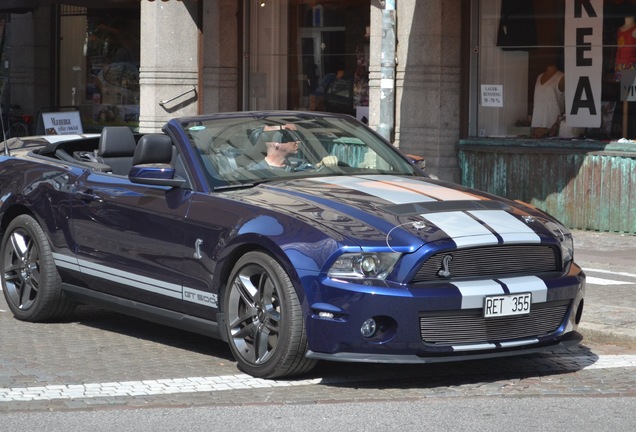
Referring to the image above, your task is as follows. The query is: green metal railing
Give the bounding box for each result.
[459,138,636,234]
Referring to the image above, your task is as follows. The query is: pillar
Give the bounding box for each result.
[201,0,239,113]
[139,0,199,133]
[369,0,462,183]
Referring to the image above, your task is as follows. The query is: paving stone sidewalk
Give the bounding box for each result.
[572,230,636,346]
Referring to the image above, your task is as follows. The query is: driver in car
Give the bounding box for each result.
[249,124,338,171]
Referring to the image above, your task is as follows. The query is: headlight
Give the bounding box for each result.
[560,232,574,264]
[543,220,574,265]
[328,252,401,280]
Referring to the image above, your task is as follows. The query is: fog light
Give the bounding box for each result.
[318,311,335,319]
[361,318,377,338]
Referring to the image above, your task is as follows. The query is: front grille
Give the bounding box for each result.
[412,245,559,283]
[419,300,569,345]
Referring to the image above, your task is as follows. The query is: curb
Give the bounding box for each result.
[579,325,636,349]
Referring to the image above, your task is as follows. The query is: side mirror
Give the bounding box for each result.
[129,164,185,187]
[404,153,427,170]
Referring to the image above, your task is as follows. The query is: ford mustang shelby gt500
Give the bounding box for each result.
[0,111,585,378]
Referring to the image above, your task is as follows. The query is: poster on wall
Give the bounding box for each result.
[564,0,603,128]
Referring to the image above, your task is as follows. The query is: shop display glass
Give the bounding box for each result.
[246,0,370,123]
[471,0,635,140]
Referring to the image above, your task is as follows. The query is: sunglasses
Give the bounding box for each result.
[265,130,299,143]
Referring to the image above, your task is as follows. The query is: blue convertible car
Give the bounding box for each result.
[0,111,585,378]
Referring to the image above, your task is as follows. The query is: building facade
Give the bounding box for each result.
[2,1,635,232]
[0,0,462,182]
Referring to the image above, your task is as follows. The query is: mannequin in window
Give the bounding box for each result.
[615,16,636,80]
[614,16,636,138]
[531,64,565,138]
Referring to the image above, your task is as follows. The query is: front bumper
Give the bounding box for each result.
[304,268,585,362]
[306,331,583,363]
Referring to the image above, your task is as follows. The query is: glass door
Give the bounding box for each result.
[59,4,140,132]
[244,0,369,119]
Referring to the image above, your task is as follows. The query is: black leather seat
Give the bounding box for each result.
[96,126,137,175]
[132,133,174,165]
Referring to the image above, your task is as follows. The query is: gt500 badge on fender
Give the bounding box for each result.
[183,289,218,308]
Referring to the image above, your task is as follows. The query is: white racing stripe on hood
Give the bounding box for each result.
[420,210,540,247]
[469,210,540,243]
[421,211,499,247]
[311,176,478,204]
[402,179,483,202]
[310,176,537,247]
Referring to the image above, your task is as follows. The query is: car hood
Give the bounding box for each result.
[232,175,552,251]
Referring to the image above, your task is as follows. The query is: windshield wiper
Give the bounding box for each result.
[213,183,257,191]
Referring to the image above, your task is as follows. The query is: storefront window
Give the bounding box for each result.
[246,0,370,123]
[471,0,636,140]
[60,5,140,132]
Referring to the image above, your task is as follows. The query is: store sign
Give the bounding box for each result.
[42,112,83,135]
[481,85,504,107]
[564,0,603,128]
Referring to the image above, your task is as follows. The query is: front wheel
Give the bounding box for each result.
[223,251,317,378]
[1,215,75,321]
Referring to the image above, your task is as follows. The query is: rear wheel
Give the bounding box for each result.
[223,251,317,378]
[1,215,75,321]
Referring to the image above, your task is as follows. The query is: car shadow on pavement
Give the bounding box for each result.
[51,305,602,385]
[65,305,236,362]
[304,344,601,389]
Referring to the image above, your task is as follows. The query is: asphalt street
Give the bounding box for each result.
[1,397,635,432]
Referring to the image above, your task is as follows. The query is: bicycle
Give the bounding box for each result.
[1,104,32,139]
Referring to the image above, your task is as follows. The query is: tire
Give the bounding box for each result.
[1,215,75,322]
[223,251,317,378]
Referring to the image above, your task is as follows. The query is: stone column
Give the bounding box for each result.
[369,0,462,183]
[139,0,200,133]
[201,0,239,113]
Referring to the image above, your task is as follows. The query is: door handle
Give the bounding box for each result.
[75,189,102,202]
[193,238,203,259]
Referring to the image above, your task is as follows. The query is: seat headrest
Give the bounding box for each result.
[98,126,137,157]
[132,134,174,165]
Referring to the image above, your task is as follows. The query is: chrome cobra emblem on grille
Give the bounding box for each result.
[437,255,453,278]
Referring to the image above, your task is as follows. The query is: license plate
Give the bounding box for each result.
[484,293,531,318]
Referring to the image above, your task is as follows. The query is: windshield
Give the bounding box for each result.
[180,113,419,189]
